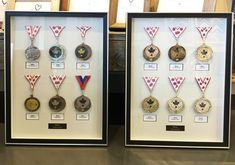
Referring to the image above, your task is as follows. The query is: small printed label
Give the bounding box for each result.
[48,123,67,129]
[76,62,90,70]
[166,125,185,131]
[51,113,64,120]
[194,116,208,123]
[143,114,157,122]
[76,113,89,121]
[26,113,39,120]
[144,63,158,71]
[25,62,39,69]
[195,64,210,71]
[51,62,65,69]
[168,115,182,122]
[169,63,183,71]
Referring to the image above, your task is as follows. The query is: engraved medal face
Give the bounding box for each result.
[194,97,212,114]
[196,44,213,62]
[75,43,92,60]
[24,95,40,112]
[49,95,66,112]
[74,95,91,112]
[143,44,160,62]
[168,44,186,62]
[142,96,159,113]
[49,45,65,61]
[25,45,41,61]
[167,96,184,114]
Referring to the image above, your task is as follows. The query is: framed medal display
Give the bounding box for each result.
[5,11,108,146]
[126,13,233,148]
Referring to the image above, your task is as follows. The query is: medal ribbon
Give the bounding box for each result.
[196,27,212,40]
[50,75,66,91]
[195,76,211,93]
[25,75,40,90]
[77,26,91,38]
[169,76,185,93]
[143,76,159,93]
[169,27,186,39]
[25,25,41,39]
[144,27,159,40]
[75,75,91,91]
[49,26,65,37]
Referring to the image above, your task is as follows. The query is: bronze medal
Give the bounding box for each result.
[24,95,40,112]
[194,97,212,114]
[74,95,91,112]
[75,43,92,60]
[142,96,159,113]
[196,43,213,62]
[168,44,186,62]
[167,96,184,114]
[143,44,160,62]
[25,45,40,61]
[49,45,65,61]
[49,95,66,112]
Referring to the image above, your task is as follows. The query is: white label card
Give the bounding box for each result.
[157,0,204,12]
[144,63,158,71]
[51,62,65,69]
[76,62,90,70]
[15,2,52,11]
[26,113,39,120]
[25,62,39,69]
[143,114,157,122]
[195,63,210,71]
[168,115,182,122]
[69,0,109,12]
[194,116,208,123]
[76,113,89,121]
[51,113,64,120]
[169,63,183,71]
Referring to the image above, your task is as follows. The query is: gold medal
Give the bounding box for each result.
[75,43,92,60]
[196,43,213,62]
[24,95,40,112]
[167,96,184,114]
[168,44,186,62]
[143,44,160,62]
[194,97,212,114]
[142,96,159,113]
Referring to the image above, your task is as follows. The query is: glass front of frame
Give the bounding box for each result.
[126,13,233,148]
[5,11,108,145]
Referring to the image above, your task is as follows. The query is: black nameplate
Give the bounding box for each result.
[166,125,185,131]
[48,123,67,129]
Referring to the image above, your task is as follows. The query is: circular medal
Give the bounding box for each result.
[25,45,40,61]
[167,96,184,114]
[194,97,212,114]
[49,95,66,112]
[143,44,160,62]
[49,45,65,61]
[168,44,186,62]
[74,95,91,112]
[196,44,213,62]
[24,95,40,112]
[142,96,159,113]
[75,43,92,60]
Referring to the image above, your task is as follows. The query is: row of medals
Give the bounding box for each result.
[142,43,212,114]
[24,42,92,112]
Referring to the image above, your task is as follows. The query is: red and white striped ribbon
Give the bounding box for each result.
[195,76,211,93]
[49,75,66,90]
[49,26,65,37]
[196,27,212,40]
[25,75,40,89]
[169,27,186,39]
[168,76,185,92]
[144,27,159,39]
[143,76,159,92]
[25,25,41,39]
[77,26,91,38]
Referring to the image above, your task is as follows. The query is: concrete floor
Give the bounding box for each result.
[0,114,235,165]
